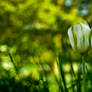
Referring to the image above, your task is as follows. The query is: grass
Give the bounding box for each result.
[0,51,92,92]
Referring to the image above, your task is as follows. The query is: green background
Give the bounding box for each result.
[0,0,92,92]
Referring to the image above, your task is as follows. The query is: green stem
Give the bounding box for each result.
[82,56,86,92]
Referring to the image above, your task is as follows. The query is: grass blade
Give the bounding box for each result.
[57,53,68,92]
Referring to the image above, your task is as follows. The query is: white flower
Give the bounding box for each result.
[68,23,91,53]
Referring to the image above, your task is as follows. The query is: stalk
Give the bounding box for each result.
[82,56,87,92]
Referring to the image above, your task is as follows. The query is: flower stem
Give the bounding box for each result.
[82,56,86,92]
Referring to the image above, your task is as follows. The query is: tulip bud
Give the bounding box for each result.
[68,23,91,53]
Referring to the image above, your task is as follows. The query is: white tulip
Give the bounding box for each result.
[68,23,91,53]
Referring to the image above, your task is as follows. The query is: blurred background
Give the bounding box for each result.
[0,0,92,92]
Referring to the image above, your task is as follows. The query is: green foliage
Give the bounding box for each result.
[0,0,92,92]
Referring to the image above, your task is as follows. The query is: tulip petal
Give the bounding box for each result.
[68,27,75,49]
[73,24,83,50]
[80,23,91,50]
